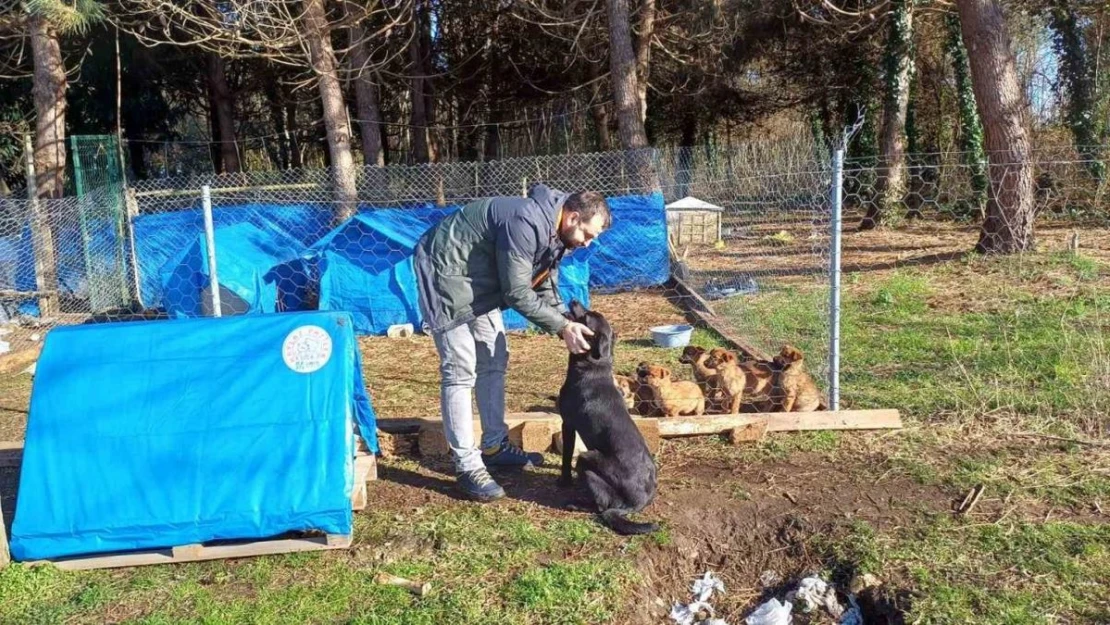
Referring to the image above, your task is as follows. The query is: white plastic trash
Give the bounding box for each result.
[387,323,414,338]
[744,598,793,625]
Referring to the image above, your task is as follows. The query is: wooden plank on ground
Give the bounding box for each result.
[38,533,351,571]
[666,277,773,362]
[401,409,902,445]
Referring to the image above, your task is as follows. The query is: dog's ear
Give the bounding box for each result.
[569,300,588,320]
[722,351,738,364]
[661,368,672,380]
[591,325,611,362]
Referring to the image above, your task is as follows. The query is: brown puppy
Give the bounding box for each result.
[638,363,705,417]
[613,374,638,411]
[769,345,825,412]
[678,346,728,412]
[702,349,747,414]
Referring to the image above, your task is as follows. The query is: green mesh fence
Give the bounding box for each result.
[69,134,133,312]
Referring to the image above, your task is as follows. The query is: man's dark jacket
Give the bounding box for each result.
[414,183,571,335]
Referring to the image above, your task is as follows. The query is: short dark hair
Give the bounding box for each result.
[564,191,611,229]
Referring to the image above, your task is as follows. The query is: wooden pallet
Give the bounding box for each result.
[1,437,377,570]
[33,533,352,571]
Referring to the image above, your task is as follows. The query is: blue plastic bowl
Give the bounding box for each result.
[650,324,693,348]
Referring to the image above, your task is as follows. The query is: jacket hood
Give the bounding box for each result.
[527,183,569,216]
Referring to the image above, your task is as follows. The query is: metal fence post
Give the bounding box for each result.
[201,185,222,317]
[828,147,844,411]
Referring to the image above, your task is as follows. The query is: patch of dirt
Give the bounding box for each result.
[362,289,695,420]
[617,446,953,624]
[361,439,954,625]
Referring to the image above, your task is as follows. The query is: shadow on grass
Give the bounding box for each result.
[378,461,596,513]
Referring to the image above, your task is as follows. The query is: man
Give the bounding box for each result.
[414,183,611,501]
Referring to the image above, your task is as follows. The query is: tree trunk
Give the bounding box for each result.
[349,19,384,167]
[589,62,613,151]
[947,12,988,216]
[591,90,613,152]
[861,0,914,230]
[484,108,501,161]
[29,13,66,199]
[301,0,358,220]
[264,81,289,169]
[408,2,431,163]
[958,0,1035,254]
[207,53,240,174]
[634,0,655,124]
[285,100,302,169]
[606,0,648,150]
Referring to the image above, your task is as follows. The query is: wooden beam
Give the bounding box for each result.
[0,289,58,299]
[37,533,351,571]
[134,182,323,200]
[395,409,902,440]
[666,276,773,362]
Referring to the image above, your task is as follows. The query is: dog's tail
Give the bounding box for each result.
[600,510,659,535]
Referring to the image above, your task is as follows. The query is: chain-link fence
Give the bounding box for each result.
[3,139,1106,417]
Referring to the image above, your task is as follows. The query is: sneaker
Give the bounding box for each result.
[482,438,545,469]
[456,468,506,502]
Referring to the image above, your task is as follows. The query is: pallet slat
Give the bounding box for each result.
[37,534,352,571]
[388,409,902,439]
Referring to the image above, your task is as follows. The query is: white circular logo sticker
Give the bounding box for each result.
[282,325,333,374]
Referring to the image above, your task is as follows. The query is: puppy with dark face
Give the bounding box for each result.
[769,345,825,412]
[558,300,658,535]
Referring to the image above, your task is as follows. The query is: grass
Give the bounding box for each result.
[0,505,634,625]
[2,238,1109,624]
[719,252,1109,424]
[811,516,1110,624]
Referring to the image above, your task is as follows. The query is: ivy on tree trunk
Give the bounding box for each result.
[946,11,988,218]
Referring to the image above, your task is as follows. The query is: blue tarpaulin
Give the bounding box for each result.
[7,192,668,325]
[298,205,459,335]
[589,192,670,290]
[132,203,332,309]
[159,219,309,318]
[10,311,377,562]
[286,205,597,335]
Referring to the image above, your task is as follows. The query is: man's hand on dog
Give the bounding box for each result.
[561,322,595,354]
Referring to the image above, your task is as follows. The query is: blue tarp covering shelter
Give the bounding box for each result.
[10,311,377,562]
[132,203,332,309]
[295,205,458,335]
[589,192,670,290]
[158,220,309,318]
[282,205,597,336]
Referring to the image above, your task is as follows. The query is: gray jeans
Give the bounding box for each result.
[431,310,509,473]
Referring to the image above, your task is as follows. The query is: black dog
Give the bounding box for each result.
[557,300,658,535]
